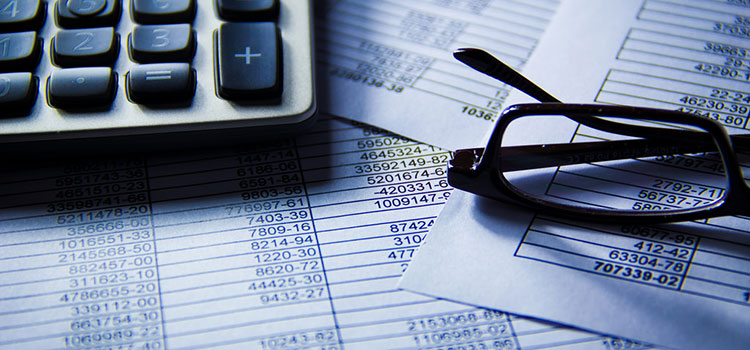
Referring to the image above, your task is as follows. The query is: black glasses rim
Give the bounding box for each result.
[450,47,748,223]
[449,103,748,223]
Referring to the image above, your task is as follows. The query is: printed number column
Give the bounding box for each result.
[237,145,341,350]
[145,143,340,349]
[0,159,164,349]
[55,160,164,350]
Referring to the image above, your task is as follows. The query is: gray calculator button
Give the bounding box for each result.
[127,63,195,104]
[56,0,121,29]
[0,31,42,72]
[129,24,195,63]
[0,72,37,114]
[216,0,279,21]
[47,67,116,109]
[215,22,281,102]
[131,0,196,24]
[66,0,106,16]
[0,0,47,32]
[52,27,119,67]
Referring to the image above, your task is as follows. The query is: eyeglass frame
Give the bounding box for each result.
[448,102,750,223]
[450,47,750,223]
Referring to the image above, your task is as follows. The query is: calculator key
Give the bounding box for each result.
[215,22,281,102]
[129,24,195,63]
[127,63,195,104]
[47,67,117,109]
[0,0,47,32]
[52,27,119,67]
[0,72,38,115]
[55,0,121,28]
[131,0,196,24]
[215,0,279,22]
[66,0,106,16]
[0,31,42,72]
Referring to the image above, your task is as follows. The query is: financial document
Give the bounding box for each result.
[1,116,646,349]
[316,0,559,150]
[401,1,750,349]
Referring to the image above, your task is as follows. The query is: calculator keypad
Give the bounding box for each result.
[0,0,315,149]
[0,0,288,110]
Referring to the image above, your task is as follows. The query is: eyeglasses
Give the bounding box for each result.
[449,48,750,223]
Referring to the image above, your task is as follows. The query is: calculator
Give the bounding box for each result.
[0,0,316,155]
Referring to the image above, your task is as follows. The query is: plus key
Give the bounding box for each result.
[214,22,282,103]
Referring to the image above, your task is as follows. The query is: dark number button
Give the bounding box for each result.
[66,0,106,16]
[129,24,195,63]
[215,0,279,22]
[52,27,119,67]
[127,63,195,104]
[0,0,47,32]
[47,67,117,109]
[0,72,38,115]
[56,0,121,28]
[0,31,42,72]
[215,22,281,102]
[131,0,196,24]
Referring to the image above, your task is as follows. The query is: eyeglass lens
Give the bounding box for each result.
[498,114,729,214]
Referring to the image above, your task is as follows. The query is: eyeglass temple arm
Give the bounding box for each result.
[453,48,698,142]
[454,48,560,102]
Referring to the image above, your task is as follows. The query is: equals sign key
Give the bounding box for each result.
[145,70,173,81]
[127,63,195,105]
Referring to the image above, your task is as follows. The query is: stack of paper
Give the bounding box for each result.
[399,1,750,349]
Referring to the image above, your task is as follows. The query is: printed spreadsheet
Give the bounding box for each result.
[0,116,646,350]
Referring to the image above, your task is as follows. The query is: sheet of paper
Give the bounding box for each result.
[316,0,559,150]
[0,116,652,349]
[401,1,750,349]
